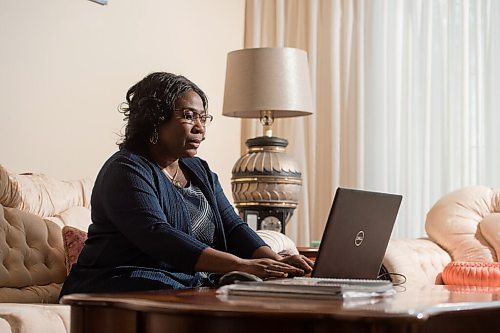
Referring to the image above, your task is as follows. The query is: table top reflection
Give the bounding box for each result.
[62,284,500,321]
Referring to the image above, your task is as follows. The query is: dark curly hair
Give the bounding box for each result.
[118,72,208,154]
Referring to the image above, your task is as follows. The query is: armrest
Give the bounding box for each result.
[256,230,299,256]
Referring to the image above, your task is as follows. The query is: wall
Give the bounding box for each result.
[0,0,244,197]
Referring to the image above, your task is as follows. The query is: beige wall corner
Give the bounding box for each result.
[0,0,244,199]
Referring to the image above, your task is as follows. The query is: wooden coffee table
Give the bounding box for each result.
[61,284,500,333]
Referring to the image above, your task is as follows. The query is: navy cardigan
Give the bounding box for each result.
[59,150,266,296]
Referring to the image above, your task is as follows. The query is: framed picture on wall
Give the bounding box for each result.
[88,0,108,5]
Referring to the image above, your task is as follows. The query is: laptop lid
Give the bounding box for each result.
[312,187,402,279]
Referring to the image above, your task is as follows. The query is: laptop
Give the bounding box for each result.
[311,187,402,280]
[218,188,402,297]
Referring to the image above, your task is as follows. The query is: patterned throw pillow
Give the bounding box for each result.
[61,226,88,274]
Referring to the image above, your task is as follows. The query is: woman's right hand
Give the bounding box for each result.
[236,258,305,279]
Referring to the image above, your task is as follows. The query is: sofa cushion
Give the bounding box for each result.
[383,238,451,285]
[46,206,91,231]
[0,204,66,303]
[0,283,63,303]
[0,303,69,333]
[426,186,500,262]
[0,164,92,218]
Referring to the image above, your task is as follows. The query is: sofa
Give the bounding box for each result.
[0,164,93,332]
[383,185,500,286]
[1,162,499,332]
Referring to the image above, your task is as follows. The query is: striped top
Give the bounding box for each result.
[177,182,215,246]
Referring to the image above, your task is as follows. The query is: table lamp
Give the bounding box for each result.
[222,47,313,234]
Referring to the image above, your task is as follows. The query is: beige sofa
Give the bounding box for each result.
[383,185,500,286]
[1,162,499,332]
[0,165,92,333]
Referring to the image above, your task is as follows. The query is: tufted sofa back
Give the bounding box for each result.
[0,205,66,302]
[0,164,93,303]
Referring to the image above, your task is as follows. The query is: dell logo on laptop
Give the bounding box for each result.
[354,230,365,247]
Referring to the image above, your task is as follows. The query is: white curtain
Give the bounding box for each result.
[244,0,500,245]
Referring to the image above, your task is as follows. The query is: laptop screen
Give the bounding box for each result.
[312,188,402,279]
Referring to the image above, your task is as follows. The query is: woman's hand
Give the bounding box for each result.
[279,255,314,276]
[236,258,305,279]
[195,247,308,279]
[249,246,315,278]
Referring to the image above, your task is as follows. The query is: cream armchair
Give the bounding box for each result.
[383,186,500,285]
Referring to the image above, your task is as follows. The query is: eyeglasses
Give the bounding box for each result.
[174,108,213,127]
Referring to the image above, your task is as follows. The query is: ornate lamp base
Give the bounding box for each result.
[231,136,302,234]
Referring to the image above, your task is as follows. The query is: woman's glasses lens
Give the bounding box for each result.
[179,109,213,126]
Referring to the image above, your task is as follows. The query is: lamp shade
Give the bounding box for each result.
[223,47,313,118]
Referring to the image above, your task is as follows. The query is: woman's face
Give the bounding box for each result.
[155,90,206,159]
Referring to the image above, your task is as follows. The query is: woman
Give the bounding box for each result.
[59,72,313,297]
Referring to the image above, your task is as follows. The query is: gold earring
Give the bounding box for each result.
[150,129,158,144]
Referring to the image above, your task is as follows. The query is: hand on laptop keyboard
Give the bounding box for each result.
[279,254,314,276]
[236,258,304,279]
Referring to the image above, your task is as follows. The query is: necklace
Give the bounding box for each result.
[164,164,182,188]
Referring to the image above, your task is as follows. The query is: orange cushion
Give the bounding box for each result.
[61,226,88,274]
[442,261,500,287]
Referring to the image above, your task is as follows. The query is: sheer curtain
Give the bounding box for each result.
[244,0,500,245]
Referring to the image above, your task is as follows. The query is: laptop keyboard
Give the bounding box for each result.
[218,276,395,298]
[292,276,391,287]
